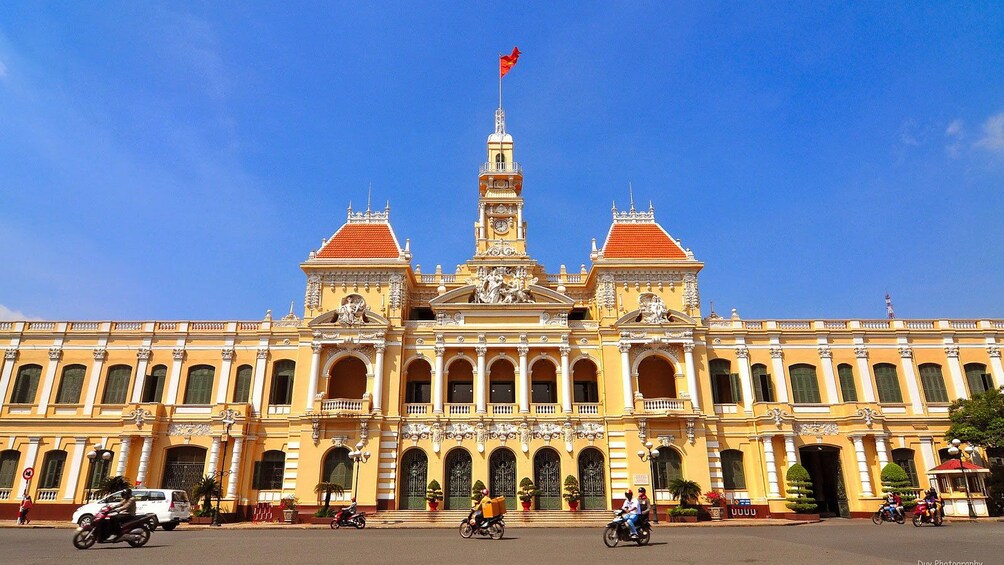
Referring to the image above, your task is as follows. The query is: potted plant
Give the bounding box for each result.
[703,490,726,521]
[426,479,444,511]
[668,478,701,521]
[313,482,344,522]
[784,464,819,521]
[280,495,299,523]
[563,475,580,511]
[518,478,537,511]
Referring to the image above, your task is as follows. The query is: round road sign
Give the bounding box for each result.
[22,467,34,480]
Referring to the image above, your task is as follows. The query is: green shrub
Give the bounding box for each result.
[426,479,443,503]
[784,464,818,514]
[880,463,917,510]
[667,478,702,507]
[313,508,337,517]
[563,475,580,502]
[518,478,537,503]
[668,507,699,516]
[471,480,487,502]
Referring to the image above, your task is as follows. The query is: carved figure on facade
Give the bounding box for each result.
[898,346,913,359]
[987,345,1001,358]
[4,348,17,361]
[795,422,838,437]
[764,407,788,428]
[598,274,616,309]
[489,422,519,446]
[168,423,211,437]
[658,435,676,447]
[402,423,432,444]
[445,423,476,445]
[817,347,832,359]
[854,346,869,359]
[127,409,152,429]
[337,294,368,325]
[470,266,536,304]
[533,422,563,444]
[305,273,322,310]
[171,348,185,361]
[683,273,700,312]
[48,347,62,361]
[944,345,960,358]
[576,422,605,444]
[685,418,696,445]
[857,407,881,427]
[563,419,575,452]
[94,348,109,361]
[476,420,487,453]
[431,421,443,453]
[388,274,404,310]
[638,293,670,324]
[769,347,783,359]
[519,420,531,453]
[311,415,321,445]
[358,420,370,445]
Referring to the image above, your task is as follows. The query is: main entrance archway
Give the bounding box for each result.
[799,446,849,518]
[578,448,606,510]
[534,448,561,510]
[399,449,428,510]
[444,448,472,510]
[489,448,517,510]
[161,446,207,499]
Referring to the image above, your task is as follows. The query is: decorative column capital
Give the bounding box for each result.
[854,346,869,359]
[256,347,269,360]
[434,344,446,357]
[48,347,63,361]
[374,343,387,354]
[944,345,960,358]
[898,346,913,359]
[92,348,108,361]
[136,348,152,361]
[4,348,17,361]
[221,348,236,361]
[172,348,186,361]
[311,342,323,354]
[558,345,572,356]
[516,345,530,356]
[682,342,695,354]
[988,345,1001,359]
[475,345,488,357]
[817,347,832,359]
[617,342,631,354]
[735,346,749,359]
[769,346,783,359]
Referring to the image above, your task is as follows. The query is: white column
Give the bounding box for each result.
[207,436,221,476]
[559,346,572,414]
[215,348,236,405]
[516,204,524,239]
[433,346,445,414]
[164,346,186,406]
[475,346,487,413]
[517,345,529,413]
[251,347,269,415]
[855,346,877,402]
[115,436,132,477]
[851,435,874,497]
[83,349,108,415]
[944,346,968,400]
[0,348,18,412]
[130,349,152,403]
[769,346,789,403]
[784,435,798,468]
[226,437,244,496]
[136,436,154,486]
[736,347,753,413]
[918,437,937,489]
[619,343,633,413]
[898,347,924,413]
[19,437,42,497]
[762,435,780,497]
[305,343,321,410]
[372,344,386,414]
[875,435,890,469]
[64,437,87,501]
[988,345,1003,386]
[478,204,485,239]
[818,346,840,405]
[36,347,63,415]
[684,342,700,411]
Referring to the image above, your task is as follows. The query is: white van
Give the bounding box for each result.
[72,489,192,530]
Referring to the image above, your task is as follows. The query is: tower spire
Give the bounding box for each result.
[629,182,635,211]
[367,183,372,212]
[885,293,896,319]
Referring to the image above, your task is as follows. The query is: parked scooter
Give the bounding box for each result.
[72,505,156,549]
[459,507,505,540]
[871,503,905,525]
[603,509,651,547]
[330,507,367,529]
[912,500,944,527]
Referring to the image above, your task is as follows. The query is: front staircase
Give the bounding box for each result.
[370,509,615,528]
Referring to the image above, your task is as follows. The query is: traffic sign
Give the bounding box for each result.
[22,467,34,480]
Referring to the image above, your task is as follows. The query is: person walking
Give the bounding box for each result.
[17,496,32,525]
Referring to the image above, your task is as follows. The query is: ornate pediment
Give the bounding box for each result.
[614,307,697,327]
[431,284,574,307]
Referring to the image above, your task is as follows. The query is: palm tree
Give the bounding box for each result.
[314,482,345,515]
[192,475,221,514]
[668,478,702,508]
[95,475,132,498]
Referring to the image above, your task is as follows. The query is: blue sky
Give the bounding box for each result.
[1,3,1003,321]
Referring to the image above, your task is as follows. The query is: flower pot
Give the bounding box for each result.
[568,500,579,512]
[709,506,723,521]
[521,500,532,511]
[428,500,440,511]
[282,509,295,523]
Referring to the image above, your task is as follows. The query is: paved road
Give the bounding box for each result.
[2,521,1000,565]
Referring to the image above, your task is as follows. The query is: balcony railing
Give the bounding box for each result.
[446,403,472,415]
[36,488,58,501]
[532,403,558,415]
[404,403,431,416]
[267,405,291,415]
[322,398,363,412]
[490,404,515,415]
[642,398,687,412]
[0,489,10,501]
[713,403,739,415]
[479,162,522,175]
[574,403,600,416]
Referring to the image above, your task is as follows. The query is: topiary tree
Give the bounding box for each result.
[426,480,443,503]
[314,481,345,516]
[562,475,580,503]
[667,478,702,508]
[880,463,917,510]
[471,480,487,502]
[94,475,133,498]
[784,464,817,514]
[518,477,537,503]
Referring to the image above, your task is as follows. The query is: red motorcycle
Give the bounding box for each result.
[72,505,156,549]
[330,507,367,529]
[912,500,944,527]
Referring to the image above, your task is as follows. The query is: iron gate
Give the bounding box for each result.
[445,449,472,510]
[578,448,606,510]
[161,447,207,501]
[534,449,561,510]
[489,449,517,510]
[400,450,428,510]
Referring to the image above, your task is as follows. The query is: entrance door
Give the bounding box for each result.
[489,448,517,510]
[399,449,428,510]
[799,446,847,517]
[161,446,207,500]
[444,449,472,510]
[578,448,607,510]
[534,448,561,510]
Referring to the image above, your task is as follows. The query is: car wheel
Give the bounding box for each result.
[160,522,177,531]
[77,514,94,528]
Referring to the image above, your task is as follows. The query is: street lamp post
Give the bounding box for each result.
[948,438,977,519]
[85,447,114,502]
[349,442,371,502]
[211,409,238,527]
[637,441,660,524]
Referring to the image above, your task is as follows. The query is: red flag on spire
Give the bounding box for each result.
[500,47,521,78]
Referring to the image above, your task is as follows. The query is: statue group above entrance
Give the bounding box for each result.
[469,266,537,304]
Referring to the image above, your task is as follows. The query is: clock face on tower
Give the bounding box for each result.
[493,218,510,234]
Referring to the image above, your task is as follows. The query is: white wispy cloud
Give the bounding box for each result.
[0,304,38,321]
[974,112,1004,155]
[945,119,964,158]
[945,119,964,138]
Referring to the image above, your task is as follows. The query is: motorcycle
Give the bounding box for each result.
[912,500,944,527]
[73,505,156,550]
[459,508,505,540]
[330,507,367,529]
[871,503,905,525]
[603,509,651,547]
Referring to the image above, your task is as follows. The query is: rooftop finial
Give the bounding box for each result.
[288,301,295,315]
[367,183,372,212]
[628,182,635,211]
[885,293,896,319]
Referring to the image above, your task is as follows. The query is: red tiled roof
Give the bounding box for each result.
[602,224,687,259]
[929,459,986,472]
[317,224,400,259]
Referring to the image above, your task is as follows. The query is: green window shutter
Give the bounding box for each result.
[919,365,949,403]
[56,366,85,404]
[837,364,858,402]
[102,365,131,404]
[0,451,20,489]
[964,364,989,395]
[721,450,746,490]
[40,451,66,489]
[252,461,263,489]
[730,373,743,403]
[874,364,903,403]
[233,366,252,403]
[709,360,730,404]
[790,365,820,404]
[765,374,775,402]
[11,365,41,404]
[185,366,215,404]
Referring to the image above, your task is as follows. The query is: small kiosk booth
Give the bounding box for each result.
[927,459,991,517]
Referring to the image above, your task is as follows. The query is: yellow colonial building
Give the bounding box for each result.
[1,107,1002,521]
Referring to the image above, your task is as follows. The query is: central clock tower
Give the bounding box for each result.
[475,107,528,260]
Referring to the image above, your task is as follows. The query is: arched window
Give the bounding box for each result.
[269,360,295,405]
[321,448,353,490]
[39,450,67,489]
[184,365,215,405]
[101,365,132,404]
[892,448,919,487]
[721,449,746,490]
[447,359,474,404]
[489,359,515,404]
[637,356,676,399]
[572,359,599,403]
[232,364,253,403]
[405,359,432,404]
[709,359,740,404]
[328,357,367,399]
[0,450,21,489]
[837,363,858,402]
[495,152,506,167]
[653,448,683,490]
[789,364,821,404]
[918,363,949,403]
[751,363,775,403]
[252,450,286,490]
[531,359,558,404]
[10,364,42,404]
[55,365,86,404]
[142,365,167,403]
[873,363,903,403]
[964,363,994,395]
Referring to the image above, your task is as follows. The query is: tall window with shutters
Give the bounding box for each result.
[10,365,42,404]
[39,450,67,490]
[918,363,949,403]
[184,365,216,405]
[873,364,904,403]
[652,448,683,490]
[322,447,354,490]
[269,360,295,405]
[892,448,920,487]
[964,363,994,395]
[0,450,21,489]
[721,449,746,490]
[751,364,775,402]
[252,450,286,490]
[141,365,167,403]
[232,364,253,403]
[789,364,821,404]
[55,365,86,404]
[101,365,132,404]
[837,363,858,402]
[710,359,741,404]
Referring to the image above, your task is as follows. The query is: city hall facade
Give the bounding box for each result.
[1,108,1002,520]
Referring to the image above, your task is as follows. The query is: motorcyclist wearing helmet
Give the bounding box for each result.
[337,497,358,524]
[107,488,137,538]
[621,490,639,539]
[637,487,651,524]
[471,488,491,529]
